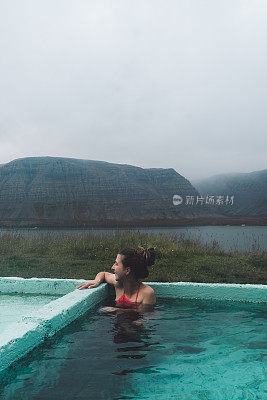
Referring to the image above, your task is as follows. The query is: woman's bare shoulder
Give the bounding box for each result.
[141,283,155,293]
[139,284,156,309]
[141,284,156,301]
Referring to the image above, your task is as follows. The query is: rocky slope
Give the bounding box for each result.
[0,157,206,226]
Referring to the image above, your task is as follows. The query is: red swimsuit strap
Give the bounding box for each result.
[122,282,141,303]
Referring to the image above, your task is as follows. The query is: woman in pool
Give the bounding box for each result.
[76,247,156,312]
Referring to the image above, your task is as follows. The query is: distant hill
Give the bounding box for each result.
[0,157,207,227]
[192,169,267,216]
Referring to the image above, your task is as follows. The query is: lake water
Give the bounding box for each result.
[0,226,266,253]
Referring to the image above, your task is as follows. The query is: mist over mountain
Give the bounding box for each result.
[193,169,267,216]
[0,157,207,227]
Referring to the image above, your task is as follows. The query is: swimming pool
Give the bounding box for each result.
[0,294,266,399]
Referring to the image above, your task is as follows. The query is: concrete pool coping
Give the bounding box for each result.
[0,277,108,378]
[0,277,266,379]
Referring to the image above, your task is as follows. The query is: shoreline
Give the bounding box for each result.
[0,215,267,228]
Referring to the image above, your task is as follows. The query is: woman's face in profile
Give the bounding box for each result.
[111,254,128,281]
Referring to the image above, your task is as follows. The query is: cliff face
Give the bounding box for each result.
[193,169,267,216]
[0,157,203,226]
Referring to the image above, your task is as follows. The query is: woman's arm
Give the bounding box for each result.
[75,271,117,289]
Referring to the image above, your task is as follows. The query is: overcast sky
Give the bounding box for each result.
[0,0,266,180]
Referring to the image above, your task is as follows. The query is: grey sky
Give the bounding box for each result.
[0,0,266,180]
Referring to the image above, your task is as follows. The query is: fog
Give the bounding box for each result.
[1,0,266,180]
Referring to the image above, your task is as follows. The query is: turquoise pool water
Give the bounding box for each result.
[0,293,61,334]
[0,297,266,399]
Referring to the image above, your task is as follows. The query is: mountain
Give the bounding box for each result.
[0,157,206,227]
[192,169,267,216]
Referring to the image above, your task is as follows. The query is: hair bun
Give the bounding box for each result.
[136,247,156,267]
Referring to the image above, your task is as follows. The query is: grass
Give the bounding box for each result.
[0,231,266,284]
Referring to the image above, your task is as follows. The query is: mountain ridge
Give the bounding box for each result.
[0,157,266,226]
[0,156,206,226]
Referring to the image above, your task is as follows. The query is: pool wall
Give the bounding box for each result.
[147,282,267,303]
[0,277,108,378]
[0,277,86,295]
[0,278,266,380]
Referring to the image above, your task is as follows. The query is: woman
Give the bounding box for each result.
[76,247,156,312]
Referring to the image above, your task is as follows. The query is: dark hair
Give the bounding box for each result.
[119,247,156,279]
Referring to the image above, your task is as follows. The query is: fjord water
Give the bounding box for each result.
[0,298,266,400]
[0,226,266,252]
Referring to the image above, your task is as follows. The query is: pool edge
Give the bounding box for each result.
[0,280,108,378]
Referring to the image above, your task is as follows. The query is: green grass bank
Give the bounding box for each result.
[0,232,266,284]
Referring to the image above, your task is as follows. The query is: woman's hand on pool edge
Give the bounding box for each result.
[75,280,99,290]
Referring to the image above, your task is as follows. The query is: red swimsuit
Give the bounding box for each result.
[116,283,141,309]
